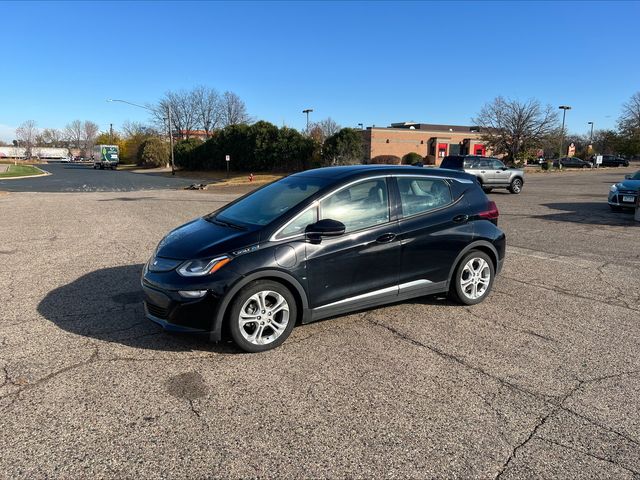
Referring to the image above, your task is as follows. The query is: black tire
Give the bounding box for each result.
[482,187,493,194]
[508,177,523,194]
[449,250,495,306]
[228,280,297,353]
[99,164,104,170]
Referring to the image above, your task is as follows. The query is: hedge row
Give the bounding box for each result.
[174,121,316,172]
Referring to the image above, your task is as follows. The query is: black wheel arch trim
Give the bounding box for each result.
[208,269,310,342]
[446,240,500,289]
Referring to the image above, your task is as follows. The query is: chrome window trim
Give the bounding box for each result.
[270,172,472,242]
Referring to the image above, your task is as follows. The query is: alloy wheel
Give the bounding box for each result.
[460,257,491,300]
[238,290,290,346]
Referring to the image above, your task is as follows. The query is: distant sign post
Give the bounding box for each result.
[225,154,230,178]
[596,155,603,168]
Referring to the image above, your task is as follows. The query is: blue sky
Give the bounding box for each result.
[1,0,639,142]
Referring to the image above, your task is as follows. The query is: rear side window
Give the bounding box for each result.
[441,156,462,170]
[397,177,453,217]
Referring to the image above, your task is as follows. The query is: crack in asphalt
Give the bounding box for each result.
[499,276,640,313]
[365,315,640,478]
[537,436,640,476]
[464,306,557,344]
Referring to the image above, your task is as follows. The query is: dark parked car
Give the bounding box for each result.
[608,170,640,211]
[142,165,506,352]
[440,155,525,194]
[593,155,630,167]
[553,157,592,169]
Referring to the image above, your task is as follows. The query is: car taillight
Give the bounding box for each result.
[478,201,499,222]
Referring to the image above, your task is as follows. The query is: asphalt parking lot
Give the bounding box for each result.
[0,163,204,192]
[0,166,639,478]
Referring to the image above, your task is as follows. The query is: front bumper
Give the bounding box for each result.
[142,282,219,333]
[608,191,638,207]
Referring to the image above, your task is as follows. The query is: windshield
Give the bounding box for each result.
[632,171,640,180]
[212,175,331,228]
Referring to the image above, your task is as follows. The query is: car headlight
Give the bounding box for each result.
[177,256,231,277]
[610,184,618,192]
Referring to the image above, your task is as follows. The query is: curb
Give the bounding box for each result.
[0,166,51,181]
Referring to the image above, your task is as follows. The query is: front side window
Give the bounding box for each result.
[397,177,453,217]
[490,159,505,169]
[320,179,389,233]
[213,175,330,228]
[278,208,317,239]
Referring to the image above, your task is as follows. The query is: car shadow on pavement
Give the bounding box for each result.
[534,202,638,227]
[37,264,239,353]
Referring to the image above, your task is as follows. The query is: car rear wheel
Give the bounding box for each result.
[482,187,493,194]
[449,250,495,305]
[229,280,297,352]
[509,178,523,194]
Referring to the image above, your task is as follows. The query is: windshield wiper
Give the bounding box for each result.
[208,216,247,230]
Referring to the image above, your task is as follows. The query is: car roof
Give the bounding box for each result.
[289,164,477,182]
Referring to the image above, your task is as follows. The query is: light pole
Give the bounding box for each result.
[558,105,571,165]
[357,123,363,129]
[302,108,313,132]
[107,98,176,175]
[587,121,594,149]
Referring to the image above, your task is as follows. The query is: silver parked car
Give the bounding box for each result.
[440,155,525,194]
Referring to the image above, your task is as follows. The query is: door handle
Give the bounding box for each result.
[480,170,486,173]
[453,214,469,223]
[376,233,397,243]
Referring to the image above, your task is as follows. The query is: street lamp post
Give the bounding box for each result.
[357,123,363,129]
[302,108,313,132]
[107,98,176,175]
[558,105,571,166]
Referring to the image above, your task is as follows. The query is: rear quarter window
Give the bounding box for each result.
[441,157,463,170]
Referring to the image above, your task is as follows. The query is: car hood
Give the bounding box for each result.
[155,217,260,260]
[616,179,640,191]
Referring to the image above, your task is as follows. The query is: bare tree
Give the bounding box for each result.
[193,85,222,138]
[15,120,39,158]
[618,91,640,133]
[40,128,64,147]
[220,91,251,127]
[81,121,100,151]
[157,90,199,139]
[64,120,83,149]
[308,117,341,143]
[122,120,155,137]
[472,97,559,163]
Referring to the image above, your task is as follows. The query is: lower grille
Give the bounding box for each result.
[146,302,169,319]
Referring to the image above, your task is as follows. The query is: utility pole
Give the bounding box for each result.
[302,108,313,133]
[588,121,594,148]
[167,106,175,175]
[109,123,113,144]
[558,105,571,166]
[107,98,175,175]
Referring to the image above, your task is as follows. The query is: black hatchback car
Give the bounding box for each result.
[142,165,506,352]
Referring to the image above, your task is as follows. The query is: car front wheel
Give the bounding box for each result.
[509,178,523,194]
[229,280,297,352]
[449,250,495,305]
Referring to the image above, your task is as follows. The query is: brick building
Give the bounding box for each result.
[362,122,488,166]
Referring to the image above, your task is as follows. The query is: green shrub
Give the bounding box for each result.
[370,155,401,165]
[174,138,203,169]
[402,152,424,165]
[137,137,169,167]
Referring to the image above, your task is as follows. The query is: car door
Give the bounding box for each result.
[490,159,511,185]
[395,175,474,295]
[305,177,401,312]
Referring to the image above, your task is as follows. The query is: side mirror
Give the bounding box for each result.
[625,174,632,179]
[305,219,346,240]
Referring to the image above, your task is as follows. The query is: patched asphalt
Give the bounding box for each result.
[0,166,639,478]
